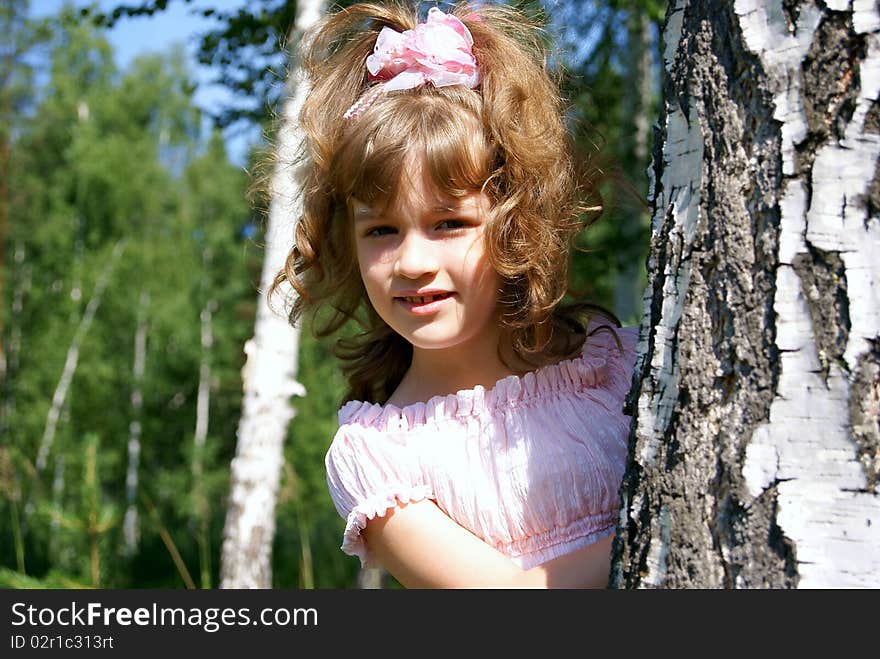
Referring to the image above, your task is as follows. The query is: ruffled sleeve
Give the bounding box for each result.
[324,424,433,567]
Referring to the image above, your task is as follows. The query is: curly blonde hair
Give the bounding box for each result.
[273,0,617,404]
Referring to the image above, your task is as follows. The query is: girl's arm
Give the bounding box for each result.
[362,498,614,588]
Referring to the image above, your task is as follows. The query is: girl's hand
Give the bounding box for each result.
[361,498,614,589]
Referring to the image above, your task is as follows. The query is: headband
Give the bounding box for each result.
[343,7,480,120]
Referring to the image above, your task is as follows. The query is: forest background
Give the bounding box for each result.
[0,0,661,589]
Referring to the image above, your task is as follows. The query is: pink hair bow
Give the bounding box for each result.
[344,8,479,119]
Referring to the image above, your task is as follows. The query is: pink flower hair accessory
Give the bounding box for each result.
[343,7,479,120]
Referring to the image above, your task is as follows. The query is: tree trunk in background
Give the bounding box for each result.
[615,9,656,323]
[627,12,654,169]
[0,241,26,443]
[35,239,126,473]
[611,0,880,588]
[193,263,215,588]
[123,290,148,556]
[219,0,325,589]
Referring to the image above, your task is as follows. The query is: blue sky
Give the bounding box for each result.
[30,0,260,165]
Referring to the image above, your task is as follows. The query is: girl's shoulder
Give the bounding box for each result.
[335,322,639,432]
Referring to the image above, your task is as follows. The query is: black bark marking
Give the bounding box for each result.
[797,10,866,173]
[864,98,880,134]
[850,338,880,492]
[866,163,880,224]
[791,245,850,380]
[723,483,799,587]
[713,458,799,588]
[782,0,801,34]
[863,102,880,220]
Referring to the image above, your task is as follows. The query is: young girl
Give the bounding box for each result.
[276,1,639,588]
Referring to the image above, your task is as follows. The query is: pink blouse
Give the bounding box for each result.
[324,324,639,570]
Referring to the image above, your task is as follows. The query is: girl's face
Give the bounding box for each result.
[352,160,502,357]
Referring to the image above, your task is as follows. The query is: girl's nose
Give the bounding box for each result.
[394,231,438,279]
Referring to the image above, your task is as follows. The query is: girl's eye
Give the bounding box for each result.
[436,219,467,230]
[364,225,396,238]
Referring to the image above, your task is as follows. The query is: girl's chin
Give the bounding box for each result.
[398,330,468,352]
[400,327,494,353]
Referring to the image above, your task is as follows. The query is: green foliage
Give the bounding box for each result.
[0,566,93,589]
[1,7,255,589]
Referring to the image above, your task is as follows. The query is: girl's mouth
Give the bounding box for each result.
[396,292,454,314]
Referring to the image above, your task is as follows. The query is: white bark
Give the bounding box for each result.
[193,247,215,466]
[36,239,126,473]
[124,290,149,555]
[193,279,215,587]
[736,0,880,588]
[48,451,64,559]
[193,298,214,461]
[219,0,325,589]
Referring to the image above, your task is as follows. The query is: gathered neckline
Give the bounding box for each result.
[337,326,624,429]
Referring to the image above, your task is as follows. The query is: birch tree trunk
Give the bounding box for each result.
[35,239,126,473]
[611,0,880,588]
[219,0,325,589]
[193,263,215,587]
[123,290,148,556]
